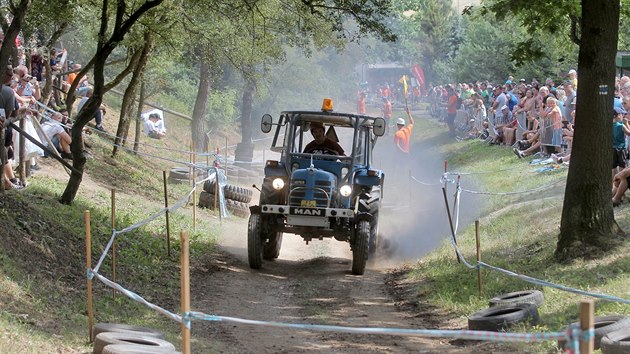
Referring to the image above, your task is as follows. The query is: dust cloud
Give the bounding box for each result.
[370,125,484,267]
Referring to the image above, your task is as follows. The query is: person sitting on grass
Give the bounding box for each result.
[612,165,630,206]
[490,105,513,145]
[40,112,73,160]
[144,113,166,139]
[513,127,541,159]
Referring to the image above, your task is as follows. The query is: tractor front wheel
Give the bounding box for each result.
[247,213,263,269]
[352,220,370,275]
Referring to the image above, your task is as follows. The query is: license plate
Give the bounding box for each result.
[290,207,325,216]
[300,200,317,207]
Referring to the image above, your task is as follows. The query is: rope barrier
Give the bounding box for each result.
[460,176,566,196]
[187,311,578,344]
[478,261,630,305]
[444,186,630,306]
[90,271,183,324]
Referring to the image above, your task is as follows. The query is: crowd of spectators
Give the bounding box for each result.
[429,70,630,206]
[0,32,104,191]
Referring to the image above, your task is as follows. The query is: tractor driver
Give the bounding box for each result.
[303,122,345,155]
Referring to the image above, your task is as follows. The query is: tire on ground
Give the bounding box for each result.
[93,332,176,354]
[223,184,253,203]
[169,167,199,180]
[352,220,370,275]
[93,323,165,339]
[203,179,218,194]
[559,315,630,350]
[263,232,283,260]
[600,327,630,354]
[198,192,249,218]
[488,290,544,307]
[248,213,263,269]
[103,343,181,354]
[204,182,253,203]
[467,303,539,332]
[168,177,189,185]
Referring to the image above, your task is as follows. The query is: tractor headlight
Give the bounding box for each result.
[339,185,352,197]
[272,178,285,190]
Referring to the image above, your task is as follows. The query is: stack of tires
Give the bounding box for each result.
[467,290,544,332]
[558,315,630,352]
[168,167,206,184]
[92,323,181,353]
[198,179,253,218]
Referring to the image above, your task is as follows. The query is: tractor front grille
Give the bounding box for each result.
[289,183,333,208]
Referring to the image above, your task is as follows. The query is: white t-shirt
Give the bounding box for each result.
[41,121,65,145]
[144,118,166,135]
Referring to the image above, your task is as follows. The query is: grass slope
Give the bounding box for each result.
[403,108,630,353]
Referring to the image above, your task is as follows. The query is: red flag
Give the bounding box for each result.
[411,64,426,95]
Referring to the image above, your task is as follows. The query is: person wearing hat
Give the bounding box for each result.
[394,109,414,153]
[568,69,577,89]
[303,122,344,155]
[144,112,166,139]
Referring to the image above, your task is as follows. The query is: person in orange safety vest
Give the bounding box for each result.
[394,109,414,153]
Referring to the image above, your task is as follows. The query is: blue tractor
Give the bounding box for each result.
[249,99,386,275]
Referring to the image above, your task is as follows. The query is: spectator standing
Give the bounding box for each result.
[394,110,414,154]
[1,66,23,190]
[568,69,578,89]
[564,83,576,123]
[541,97,563,147]
[445,85,458,136]
[381,96,392,132]
[77,87,106,131]
[612,106,630,181]
[357,92,366,115]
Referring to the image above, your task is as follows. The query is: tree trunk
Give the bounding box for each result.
[557,0,622,260]
[61,0,164,204]
[191,58,211,153]
[113,32,152,157]
[133,80,146,154]
[234,75,256,165]
[0,0,29,70]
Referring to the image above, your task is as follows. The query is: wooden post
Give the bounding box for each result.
[475,220,483,296]
[579,300,595,354]
[85,210,94,342]
[192,146,196,232]
[111,189,116,299]
[180,231,191,354]
[224,137,228,180]
[0,128,5,193]
[162,171,171,257]
[18,114,26,184]
[442,187,460,263]
[206,145,210,174]
[189,142,193,187]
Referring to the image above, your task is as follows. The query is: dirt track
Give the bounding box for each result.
[185,123,499,353]
[188,207,504,353]
[191,244,472,353]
